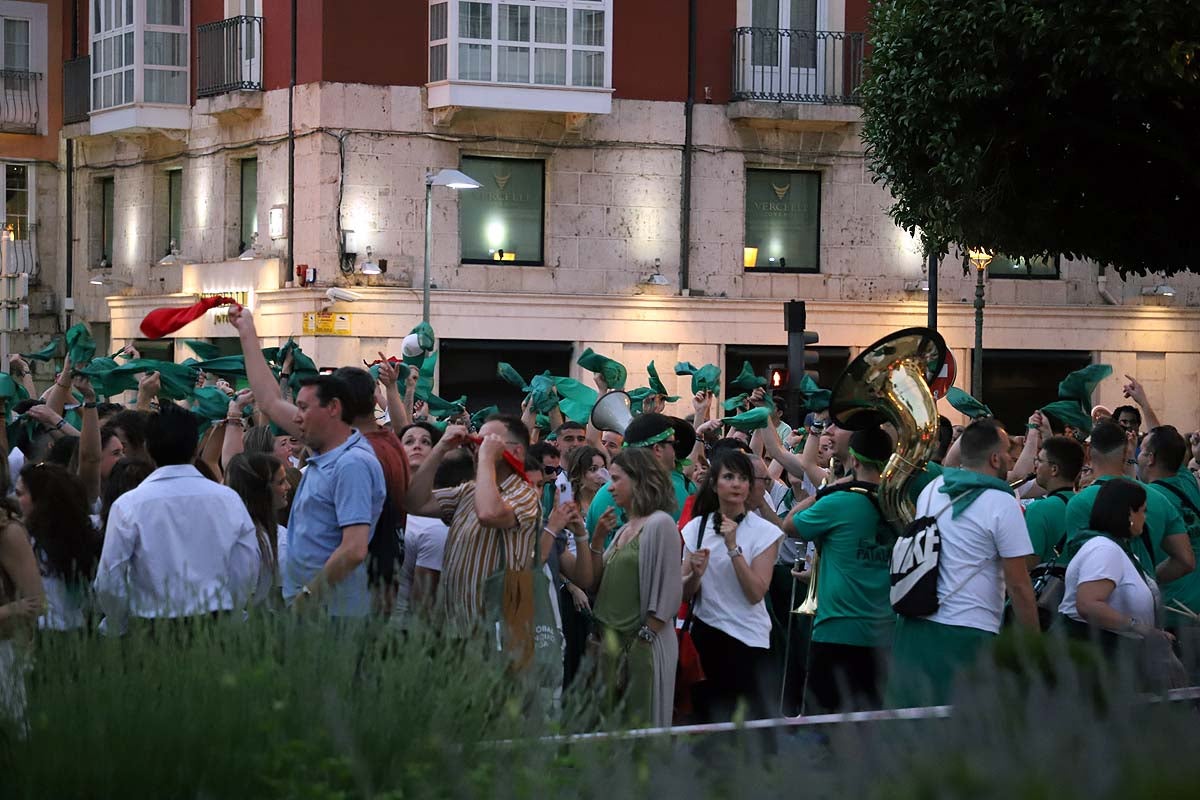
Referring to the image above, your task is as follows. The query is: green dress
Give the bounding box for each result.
[592,536,654,726]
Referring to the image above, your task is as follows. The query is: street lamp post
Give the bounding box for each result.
[422,169,482,324]
[968,250,993,400]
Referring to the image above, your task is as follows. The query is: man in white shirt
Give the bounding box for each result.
[888,418,1038,708]
[95,404,260,632]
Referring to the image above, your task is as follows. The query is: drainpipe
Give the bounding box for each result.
[64,0,79,328]
[1097,264,1119,305]
[678,0,696,295]
[286,0,297,281]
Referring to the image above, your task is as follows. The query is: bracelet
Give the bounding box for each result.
[589,544,604,555]
[54,418,67,430]
[1126,459,1138,466]
[280,372,292,380]
[1026,423,1039,430]
[225,417,244,426]
[83,401,99,409]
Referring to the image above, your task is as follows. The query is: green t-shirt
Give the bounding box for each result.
[1149,471,1200,614]
[585,469,691,545]
[1024,489,1075,565]
[1064,475,1186,570]
[793,488,894,648]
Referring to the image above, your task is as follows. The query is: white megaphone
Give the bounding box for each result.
[590,391,634,435]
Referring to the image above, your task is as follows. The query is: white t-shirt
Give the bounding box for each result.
[918,475,1034,634]
[392,514,449,624]
[682,511,784,648]
[1059,536,1157,628]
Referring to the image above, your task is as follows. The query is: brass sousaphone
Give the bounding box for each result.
[794,327,948,615]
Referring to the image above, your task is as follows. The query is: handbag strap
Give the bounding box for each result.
[681,513,712,632]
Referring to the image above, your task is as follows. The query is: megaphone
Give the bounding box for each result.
[590,391,634,435]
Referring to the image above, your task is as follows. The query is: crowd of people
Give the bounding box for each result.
[1,311,1199,731]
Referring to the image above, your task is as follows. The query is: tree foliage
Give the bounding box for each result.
[861,0,1200,276]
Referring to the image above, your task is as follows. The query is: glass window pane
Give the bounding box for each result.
[123,68,133,102]
[743,170,820,272]
[6,164,27,191]
[458,43,491,81]
[571,50,603,87]
[429,43,447,82]
[124,32,134,67]
[534,48,565,85]
[987,254,1059,279]
[459,1,491,39]
[3,20,30,70]
[573,9,604,47]
[240,158,258,251]
[126,0,133,25]
[147,0,184,26]
[101,178,115,260]
[102,73,112,107]
[498,4,530,42]
[144,69,187,103]
[459,156,544,264]
[429,2,448,40]
[535,7,566,44]
[497,46,529,83]
[145,31,185,66]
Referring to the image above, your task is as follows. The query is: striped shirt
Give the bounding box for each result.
[435,473,542,624]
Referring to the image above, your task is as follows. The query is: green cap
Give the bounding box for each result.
[65,323,96,366]
[674,361,721,394]
[730,361,767,392]
[722,406,771,432]
[946,387,993,420]
[577,347,627,391]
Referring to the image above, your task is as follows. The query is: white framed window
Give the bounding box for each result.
[0,2,48,134]
[429,0,612,91]
[92,0,189,111]
[3,162,30,240]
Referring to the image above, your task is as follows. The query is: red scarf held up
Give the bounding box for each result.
[140,297,238,339]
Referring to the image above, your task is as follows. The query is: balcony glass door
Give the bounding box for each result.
[748,0,824,99]
[238,0,260,87]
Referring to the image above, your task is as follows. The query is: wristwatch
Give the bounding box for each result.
[636,625,656,643]
[727,544,744,560]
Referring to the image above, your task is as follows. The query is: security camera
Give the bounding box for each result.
[325,287,362,303]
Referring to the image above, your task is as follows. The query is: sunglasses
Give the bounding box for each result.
[542,465,563,476]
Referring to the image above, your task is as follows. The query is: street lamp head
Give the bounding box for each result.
[1141,283,1176,297]
[968,249,993,271]
[427,169,482,190]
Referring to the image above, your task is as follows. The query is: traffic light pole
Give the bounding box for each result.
[784,300,817,429]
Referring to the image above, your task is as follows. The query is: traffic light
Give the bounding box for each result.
[784,300,820,426]
[767,363,788,390]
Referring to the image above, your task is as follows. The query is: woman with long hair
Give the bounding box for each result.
[0,492,44,726]
[567,445,609,516]
[1059,478,1175,657]
[393,422,453,627]
[225,452,289,608]
[16,463,101,631]
[680,449,782,722]
[585,447,681,727]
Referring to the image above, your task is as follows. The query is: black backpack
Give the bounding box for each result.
[890,489,973,618]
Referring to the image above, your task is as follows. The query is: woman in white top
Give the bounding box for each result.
[16,463,101,631]
[1059,478,1174,654]
[681,449,783,722]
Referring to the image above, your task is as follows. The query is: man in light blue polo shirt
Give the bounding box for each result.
[285,374,385,617]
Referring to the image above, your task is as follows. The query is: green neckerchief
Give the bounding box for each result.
[937,466,1014,517]
[798,374,831,413]
[722,406,770,432]
[577,348,627,392]
[946,386,992,419]
[22,337,60,362]
[470,405,499,430]
[65,323,96,365]
[184,339,223,361]
[646,361,678,402]
[674,362,721,394]
[730,361,767,392]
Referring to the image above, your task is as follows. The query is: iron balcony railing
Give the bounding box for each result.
[0,69,41,133]
[197,15,264,98]
[63,56,90,124]
[732,27,865,104]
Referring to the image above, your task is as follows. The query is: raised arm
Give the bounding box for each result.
[377,356,410,434]
[1123,375,1162,431]
[405,424,467,517]
[44,352,74,416]
[75,376,102,504]
[474,435,517,528]
[221,390,254,468]
[227,306,300,437]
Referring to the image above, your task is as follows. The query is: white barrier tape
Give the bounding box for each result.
[513,685,1200,747]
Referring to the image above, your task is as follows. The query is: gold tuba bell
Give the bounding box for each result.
[793,328,948,615]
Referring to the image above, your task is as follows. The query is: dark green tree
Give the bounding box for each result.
[861,0,1200,275]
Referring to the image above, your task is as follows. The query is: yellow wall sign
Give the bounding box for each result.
[302,311,352,336]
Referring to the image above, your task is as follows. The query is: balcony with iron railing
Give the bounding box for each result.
[732,27,865,105]
[197,16,264,98]
[0,69,42,134]
[63,56,90,125]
